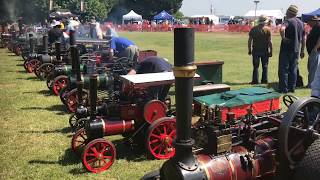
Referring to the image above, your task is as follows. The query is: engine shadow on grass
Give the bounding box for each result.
[19,126,71,135]
[16,76,39,80]
[20,104,69,115]
[29,148,81,169]
[22,90,53,96]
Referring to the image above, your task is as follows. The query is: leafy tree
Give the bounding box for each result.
[122,0,183,20]
[173,11,184,20]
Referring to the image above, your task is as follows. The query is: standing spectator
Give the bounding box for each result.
[306,16,320,88]
[248,15,272,84]
[108,37,139,65]
[48,21,63,45]
[278,5,305,93]
[105,24,118,39]
[311,24,320,98]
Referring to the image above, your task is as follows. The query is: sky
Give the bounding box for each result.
[180,0,320,16]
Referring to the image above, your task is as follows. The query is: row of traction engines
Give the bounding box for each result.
[5,25,320,179]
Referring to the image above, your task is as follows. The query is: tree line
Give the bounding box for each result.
[0,0,183,24]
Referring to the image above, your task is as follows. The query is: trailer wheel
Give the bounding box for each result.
[26,59,40,73]
[146,117,176,160]
[82,138,116,173]
[71,128,88,156]
[294,138,320,180]
[52,75,69,96]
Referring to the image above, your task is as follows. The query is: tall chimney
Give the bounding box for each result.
[42,35,48,54]
[55,42,61,61]
[89,74,98,120]
[69,30,78,75]
[160,28,205,179]
[29,34,35,53]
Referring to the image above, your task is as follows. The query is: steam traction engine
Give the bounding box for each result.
[71,72,182,173]
[142,28,320,180]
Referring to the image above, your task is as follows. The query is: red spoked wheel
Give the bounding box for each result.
[146,117,176,160]
[26,59,41,73]
[65,89,88,113]
[82,138,116,173]
[52,75,69,96]
[71,128,88,156]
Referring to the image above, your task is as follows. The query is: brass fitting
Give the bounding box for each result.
[173,65,197,78]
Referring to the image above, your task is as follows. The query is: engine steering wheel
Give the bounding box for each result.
[283,94,298,108]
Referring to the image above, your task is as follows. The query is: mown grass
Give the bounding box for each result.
[0,32,311,180]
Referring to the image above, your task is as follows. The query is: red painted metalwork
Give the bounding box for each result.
[197,137,276,180]
[143,100,167,124]
[71,128,87,156]
[82,138,116,173]
[119,104,142,120]
[219,98,280,121]
[52,75,69,96]
[102,119,135,136]
[146,117,176,159]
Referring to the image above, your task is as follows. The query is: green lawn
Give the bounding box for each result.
[0,32,311,180]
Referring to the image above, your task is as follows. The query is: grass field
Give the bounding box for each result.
[0,32,311,180]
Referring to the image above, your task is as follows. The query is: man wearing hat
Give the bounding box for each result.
[248,15,273,84]
[278,5,305,93]
[48,20,63,45]
[306,16,320,88]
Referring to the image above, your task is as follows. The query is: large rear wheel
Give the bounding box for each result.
[146,117,176,160]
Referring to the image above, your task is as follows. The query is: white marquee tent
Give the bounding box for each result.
[244,10,284,20]
[122,10,143,24]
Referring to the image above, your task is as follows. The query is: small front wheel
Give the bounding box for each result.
[82,138,116,173]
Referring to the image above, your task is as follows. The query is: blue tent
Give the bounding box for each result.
[153,10,174,21]
[302,8,320,22]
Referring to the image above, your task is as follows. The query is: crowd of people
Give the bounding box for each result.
[2,5,319,99]
[248,5,320,98]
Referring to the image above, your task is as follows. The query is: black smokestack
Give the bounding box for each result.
[55,42,61,61]
[160,28,204,179]
[42,34,48,54]
[29,33,34,53]
[89,74,98,120]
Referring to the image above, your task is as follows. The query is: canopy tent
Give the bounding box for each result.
[302,8,320,22]
[122,10,142,24]
[49,9,76,19]
[244,10,284,20]
[189,15,219,25]
[153,10,174,21]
